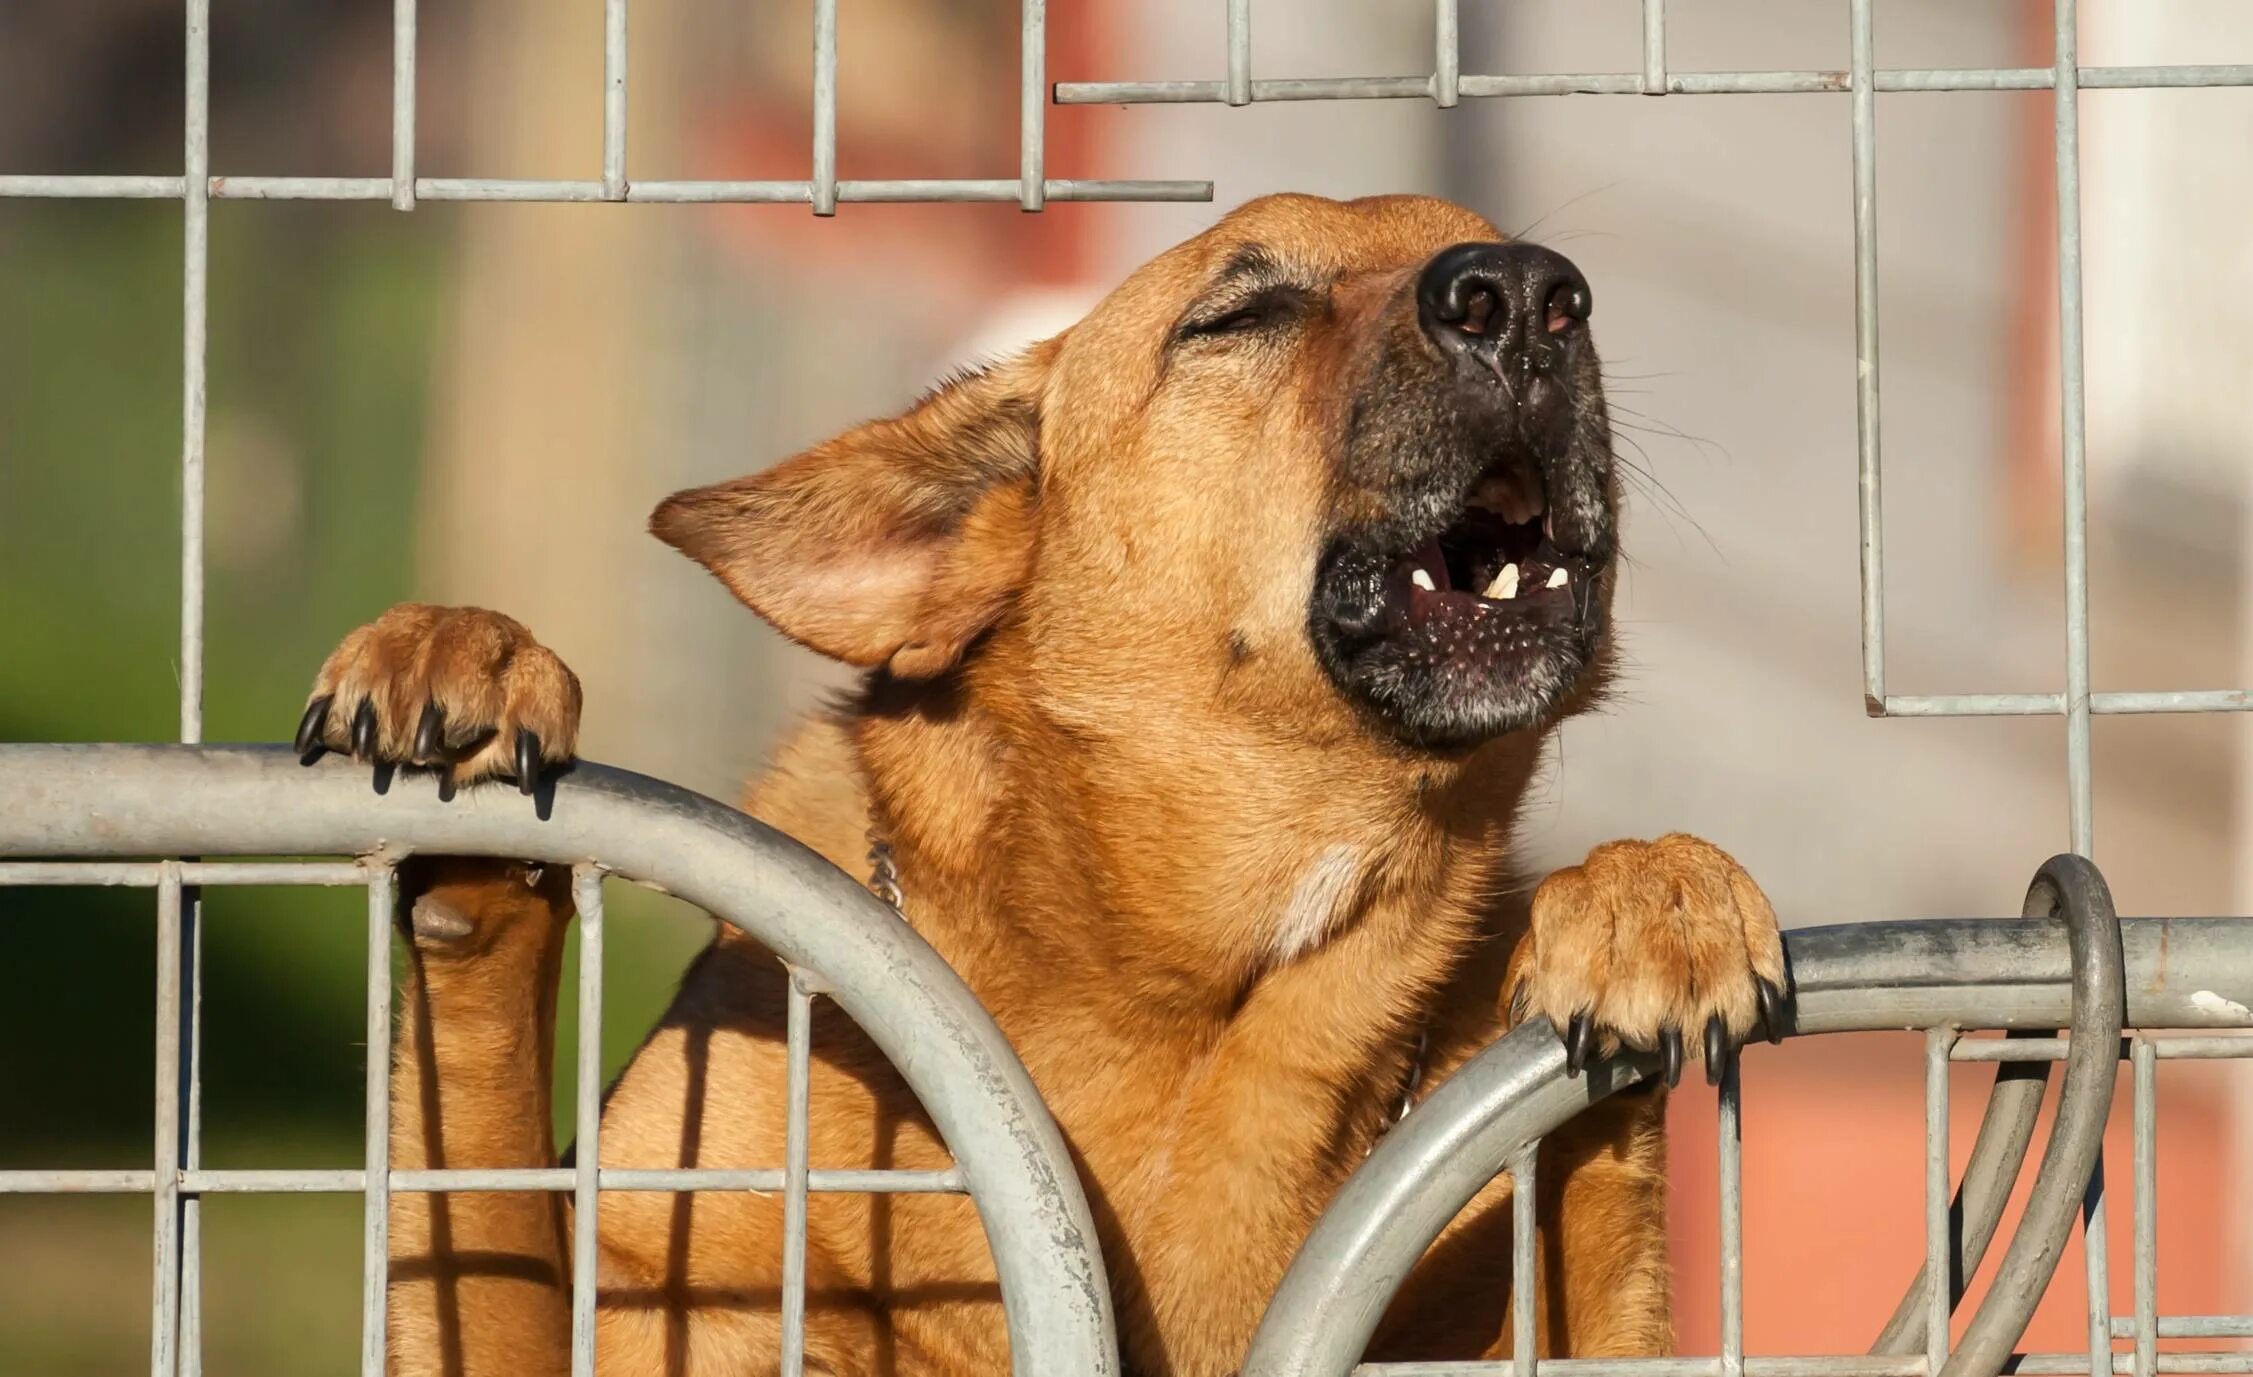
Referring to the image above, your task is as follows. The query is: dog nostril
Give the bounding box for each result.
[1545,281,1591,335]
[1458,289,1498,337]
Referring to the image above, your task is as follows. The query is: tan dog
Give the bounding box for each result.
[297,193,1786,1376]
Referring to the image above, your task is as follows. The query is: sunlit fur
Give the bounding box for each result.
[313,194,1785,1377]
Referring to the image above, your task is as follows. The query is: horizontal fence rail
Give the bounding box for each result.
[0,743,1117,1377]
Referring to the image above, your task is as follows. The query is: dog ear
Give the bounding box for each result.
[650,341,1052,679]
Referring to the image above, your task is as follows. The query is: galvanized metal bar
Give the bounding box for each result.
[10,175,1207,206]
[0,175,190,197]
[1874,1040,2053,1356]
[181,0,209,746]
[2082,1157,2113,1377]
[1433,0,1460,107]
[1020,0,1047,209]
[1879,690,2251,719]
[1,744,1120,1377]
[180,881,205,1377]
[1719,1057,1744,1377]
[1954,1035,2253,1062]
[0,1170,159,1193]
[361,867,395,1377]
[1640,0,1666,95]
[1924,1027,1953,1377]
[0,861,371,887]
[391,0,416,209]
[782,970,815,1374]
[1054,63,2253,105]
[151,868,186,1376]
[1940,858,2123,1377]
[811,0,837,215]
[2116,1316,2253,1340]
[1244,857,2163,1377]
[603,0,628,200]
[570,867,606,1377]
[2052,0,2094,858]
[1511,1142,1538,1377]
[0,1164,972,1195]
[1849,0,1885,711]
[2131,1038,2157,1377]
[1226,0,1252,106]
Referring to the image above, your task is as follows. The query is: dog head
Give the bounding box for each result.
[653,194,1617,762]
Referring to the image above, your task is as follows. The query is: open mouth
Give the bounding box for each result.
[1388,469,1599,637]
[1309,453,1611,748]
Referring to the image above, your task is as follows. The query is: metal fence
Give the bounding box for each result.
[4,1,2253,1376]
[0,745,1120,1377]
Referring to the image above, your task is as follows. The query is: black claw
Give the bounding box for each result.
[1659,1027,1683,1088]
[1564,1012,1594,1077]
[294,695,332,758]
[515,729,541,796]
[414,701,446,761]
[1757,978,1786,1044]
[350,699,377,759]
[1705,1015,1729,1086]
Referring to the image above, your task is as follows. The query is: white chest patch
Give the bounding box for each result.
[1272,844,1364,963]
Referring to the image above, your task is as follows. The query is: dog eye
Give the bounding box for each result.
[1176,289,1301,343]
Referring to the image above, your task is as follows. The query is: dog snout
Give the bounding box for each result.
[1416,242,1591,397]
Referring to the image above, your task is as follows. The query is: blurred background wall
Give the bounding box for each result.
[1,2,2246,1371]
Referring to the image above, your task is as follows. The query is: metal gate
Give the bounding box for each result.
[4,2,2252,1376]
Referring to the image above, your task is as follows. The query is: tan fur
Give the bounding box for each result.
[306,194,1785,1376]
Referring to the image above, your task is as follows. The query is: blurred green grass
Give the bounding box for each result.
[0,201,712,1371]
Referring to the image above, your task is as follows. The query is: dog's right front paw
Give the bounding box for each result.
[296,603,582,793]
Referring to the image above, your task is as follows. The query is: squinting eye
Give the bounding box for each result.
[1204,308,1265,334]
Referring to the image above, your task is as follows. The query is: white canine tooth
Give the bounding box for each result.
[1547,566,1569,589]
[1484,563,1520,600]
[1411,568,1437,592]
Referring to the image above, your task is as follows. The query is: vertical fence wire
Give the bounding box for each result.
[1641,0,1667,95]
[1512,1141,1540,1377]
[2131,1037,2158,1377]
[1848,0,1885,711]
[178,881,203,1377]
[811,0,838,214]
[391,0,417,210]
[151,867,186,1377]
[2050,0,2094,857]
[1924,1028,1954,1376]
[1227,0,1252,106]
[570,867,607,1377]
[603,0,629,200]
[2083,1158,2113,1376]
[1434,0,1460,107]
[1020,0,1047,208]
[174,5,211,1359]
[1719,1060,1745,1377]
[781,970,815,1375]
[360,867,395,1377]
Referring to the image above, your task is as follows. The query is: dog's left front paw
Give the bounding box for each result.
[1511,834,1788,1087]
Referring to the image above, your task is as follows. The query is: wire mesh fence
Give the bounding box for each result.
[2,2,2250,1376]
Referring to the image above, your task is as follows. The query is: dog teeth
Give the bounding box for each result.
[1547,567,1569,589]
[1411,568,1437,593]
[1484,563,1520,600]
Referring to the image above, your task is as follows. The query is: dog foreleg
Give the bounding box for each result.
[386,858,576,1377]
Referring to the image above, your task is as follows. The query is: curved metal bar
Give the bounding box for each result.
[1870,1044,2049,1355]
[0,743,1116,1377]
[1940,855,2124,1377]
[1243,870,2238,1377]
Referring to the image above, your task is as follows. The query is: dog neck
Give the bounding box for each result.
[850,663,1544,1039]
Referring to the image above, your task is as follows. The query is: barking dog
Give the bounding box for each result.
[298,193,1786,1376]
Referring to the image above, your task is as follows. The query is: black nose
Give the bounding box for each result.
[1416,241,1592,383]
